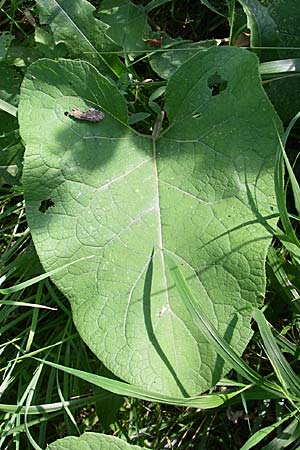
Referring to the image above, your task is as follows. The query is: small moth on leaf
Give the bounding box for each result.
[68,107,105,123]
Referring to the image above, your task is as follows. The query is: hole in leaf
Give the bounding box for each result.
[64,111,68,116]
[39,199,55,213]
[207,73,228,96]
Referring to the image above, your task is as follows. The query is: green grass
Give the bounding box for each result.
[1,0,300,449]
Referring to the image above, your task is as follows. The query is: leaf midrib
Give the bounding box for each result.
[153,136,183,375]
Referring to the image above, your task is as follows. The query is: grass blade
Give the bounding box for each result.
[267,246,300,313]
[279,112,300,218]
[262,416,300,449]
[0,255,94,294]
[273,113,300,260]
[144,0,173,13]
[24,365,44,450]
[0,98,17,116]
[253,308,300,398]
[259,59,300,75]
[240,410,298,450]
[165,254,283,397]
[34,358,254,409]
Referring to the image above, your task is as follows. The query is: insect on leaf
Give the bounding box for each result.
[68,107,105,122]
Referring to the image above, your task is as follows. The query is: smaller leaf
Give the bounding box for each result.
[237,0,280,61]
[128,112,150,125]
[47,433,148,450]
[150,39,216,79]
[95,389,124,430]
[148,100,161,115]
[0,64,22,106]
[36,0,122,76]
[5,44,43,68]
[34,27,68,59]
[0,33,14,62]
[98,0,151,56]
[35,27,55,49]
[238,0,300,123]
[149,86,166,102]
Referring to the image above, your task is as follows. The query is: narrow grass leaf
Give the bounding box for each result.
[0,347,20,397]
[259,59,300,75]
[274,124,300,249]
[279,112,300,217]
[57,337,80,435]
[39,366,56,447]
[34,358,253,409]
[240,410,298,450]
[0,364,43,447]
[253,309,300,398]
[0,98,17,116]
[144,0,173,13]
[2,412,63,437]
[0,392,107,415]
[0,300,56,310]
[262,416,300,449]
[25,281,44,352]
[24,364,44,450]
[0,255,94,294]
[267,246,300,313]
[9,337,74,364]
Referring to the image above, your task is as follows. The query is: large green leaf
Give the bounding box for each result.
[19,47,280,396]
[47,433,147,450]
